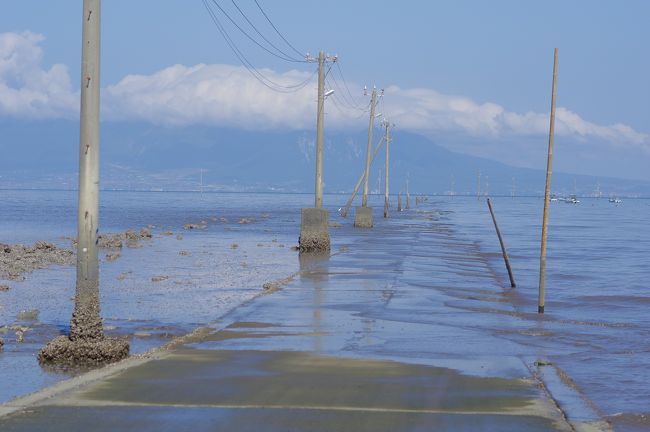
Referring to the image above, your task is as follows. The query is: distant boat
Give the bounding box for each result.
[565,195,580,204]
[609,197,622,204]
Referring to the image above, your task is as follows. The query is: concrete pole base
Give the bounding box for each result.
[354,206,373,228]
[38,335,129,367]
[299,208,331,253]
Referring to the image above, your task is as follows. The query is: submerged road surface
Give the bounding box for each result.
[0,204,605,431]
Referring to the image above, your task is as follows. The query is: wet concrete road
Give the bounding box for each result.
[0,208,577,431]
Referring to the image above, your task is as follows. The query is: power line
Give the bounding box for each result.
[328,73,368,113]
[203,0,316,93]
[228,0,306,62]
[335,61,366,110]
[207,0,306,63]
[254,0,305,58]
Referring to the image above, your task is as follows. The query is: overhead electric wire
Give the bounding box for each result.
[328,93,371,120]
[203,0,316,93]
[253,0,305,58]
[228,0,306,63]
[335,61,366,110]
[207,0,306,63]
[327,77,365,113]
[327,73,368,113]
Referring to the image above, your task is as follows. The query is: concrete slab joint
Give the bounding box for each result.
[299,208,330,253]
[354,206,373,228]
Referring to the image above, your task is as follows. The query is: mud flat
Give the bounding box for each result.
[0,242,74,281]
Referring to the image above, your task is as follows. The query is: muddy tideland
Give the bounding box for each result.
[0,228,155,284]
[0,242,74,282]
[73,227,153,250]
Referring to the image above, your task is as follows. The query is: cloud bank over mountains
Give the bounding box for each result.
[2,31,648,155]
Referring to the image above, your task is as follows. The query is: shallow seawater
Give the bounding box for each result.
[0,190,311,402]
[440,196,650,429]
[0,190,648,431]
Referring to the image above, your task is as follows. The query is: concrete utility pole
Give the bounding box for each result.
[299,50,331,252]
[405,176,410,209]
[362,88,377,207]
[383,121,390,218]
[72,0,103,341]
[314,51,325,208]
[538,48,559,314]
[39,0,128,365]
[355,87,378,228]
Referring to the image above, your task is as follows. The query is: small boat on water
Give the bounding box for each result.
[565,195,580,204]
[609,197,622,204]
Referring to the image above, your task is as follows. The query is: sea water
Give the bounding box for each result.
[444,196,649,430]
[0,190,648,430]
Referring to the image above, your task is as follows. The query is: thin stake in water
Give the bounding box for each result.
[487,198,516,288]
[538,48,559,314]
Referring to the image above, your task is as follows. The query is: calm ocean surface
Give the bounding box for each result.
[446,195,650,429]
[0,190,648,429]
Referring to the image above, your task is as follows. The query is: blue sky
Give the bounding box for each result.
[1,1,649,179]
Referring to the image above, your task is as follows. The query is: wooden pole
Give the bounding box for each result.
[538,48,559,314]
[487,198,516,288]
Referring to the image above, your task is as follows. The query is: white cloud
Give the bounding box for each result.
[0,31,77,119]
[1,31,648,154]
[383,86,649,152]
[103,63,318,129]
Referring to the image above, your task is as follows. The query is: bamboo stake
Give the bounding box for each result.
[487,198,516,288]
[538,48,559,314]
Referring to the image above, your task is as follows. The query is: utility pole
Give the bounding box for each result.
[538,48,559,315]
[299,50,334,252]
[39,0,128,365]
[72,0,103,342]
[355,87,380,228]
[405,176,410,209]
[362,88,378,207]
[383,121,390,218]
[314,51,325,208]
[200,168,204,197]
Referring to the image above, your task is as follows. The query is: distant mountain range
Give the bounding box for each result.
[1,119,648,197]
